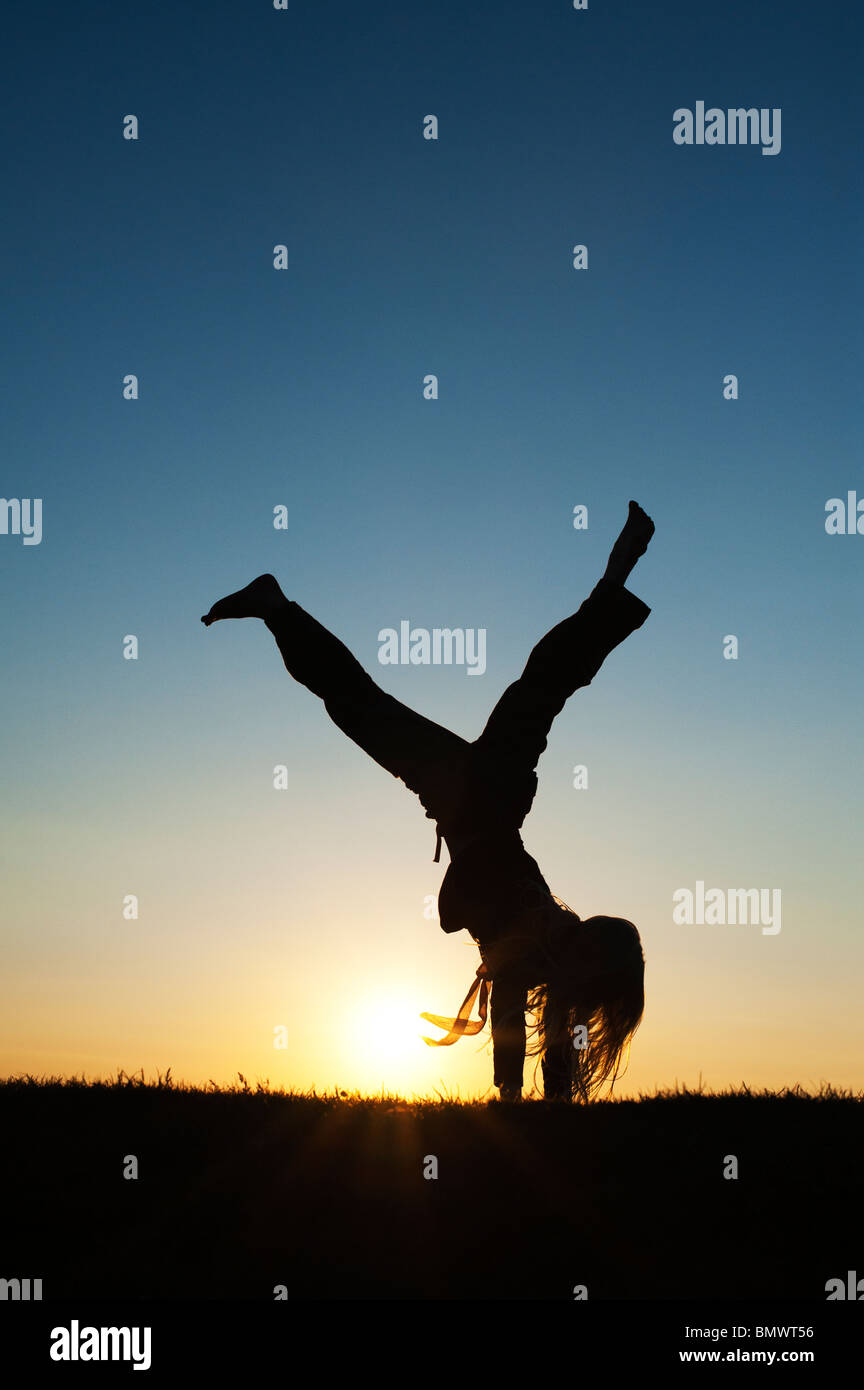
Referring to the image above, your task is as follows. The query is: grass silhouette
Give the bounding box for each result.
[2,1072,861,1299]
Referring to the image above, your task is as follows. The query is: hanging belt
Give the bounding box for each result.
[420,963,490,1046]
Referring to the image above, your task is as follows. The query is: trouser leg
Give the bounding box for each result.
[473,579,651,776]
[265,600,470,823]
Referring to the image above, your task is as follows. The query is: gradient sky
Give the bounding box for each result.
[2,0,862,1099]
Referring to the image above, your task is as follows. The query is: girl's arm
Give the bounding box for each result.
[542,1037,573,1100]
[490,976,527,1100]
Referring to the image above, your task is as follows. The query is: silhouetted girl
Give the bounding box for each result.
[202,501,654,1101]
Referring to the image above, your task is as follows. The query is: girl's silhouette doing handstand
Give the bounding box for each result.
[202,501,654,1102]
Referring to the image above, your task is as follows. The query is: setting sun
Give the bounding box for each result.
[344,993,428,1088]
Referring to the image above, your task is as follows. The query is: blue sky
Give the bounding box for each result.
[2,0,862,1096]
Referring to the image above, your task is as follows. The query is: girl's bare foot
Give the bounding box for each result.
[201,574,287,626]
[604,501,655,585]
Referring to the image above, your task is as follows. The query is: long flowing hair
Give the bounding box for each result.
[521,890,645,1102]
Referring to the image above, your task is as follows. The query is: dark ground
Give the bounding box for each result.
[2,1074,861,1301]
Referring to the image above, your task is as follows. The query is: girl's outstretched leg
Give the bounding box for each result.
[203,573,402,707]
[204,573,382,703]
[602,500,655,587]
[473,503,654,776]
[201,573,287,626]
[201,574,470,839]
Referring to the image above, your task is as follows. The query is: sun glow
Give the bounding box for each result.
[345,992,428,1078]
